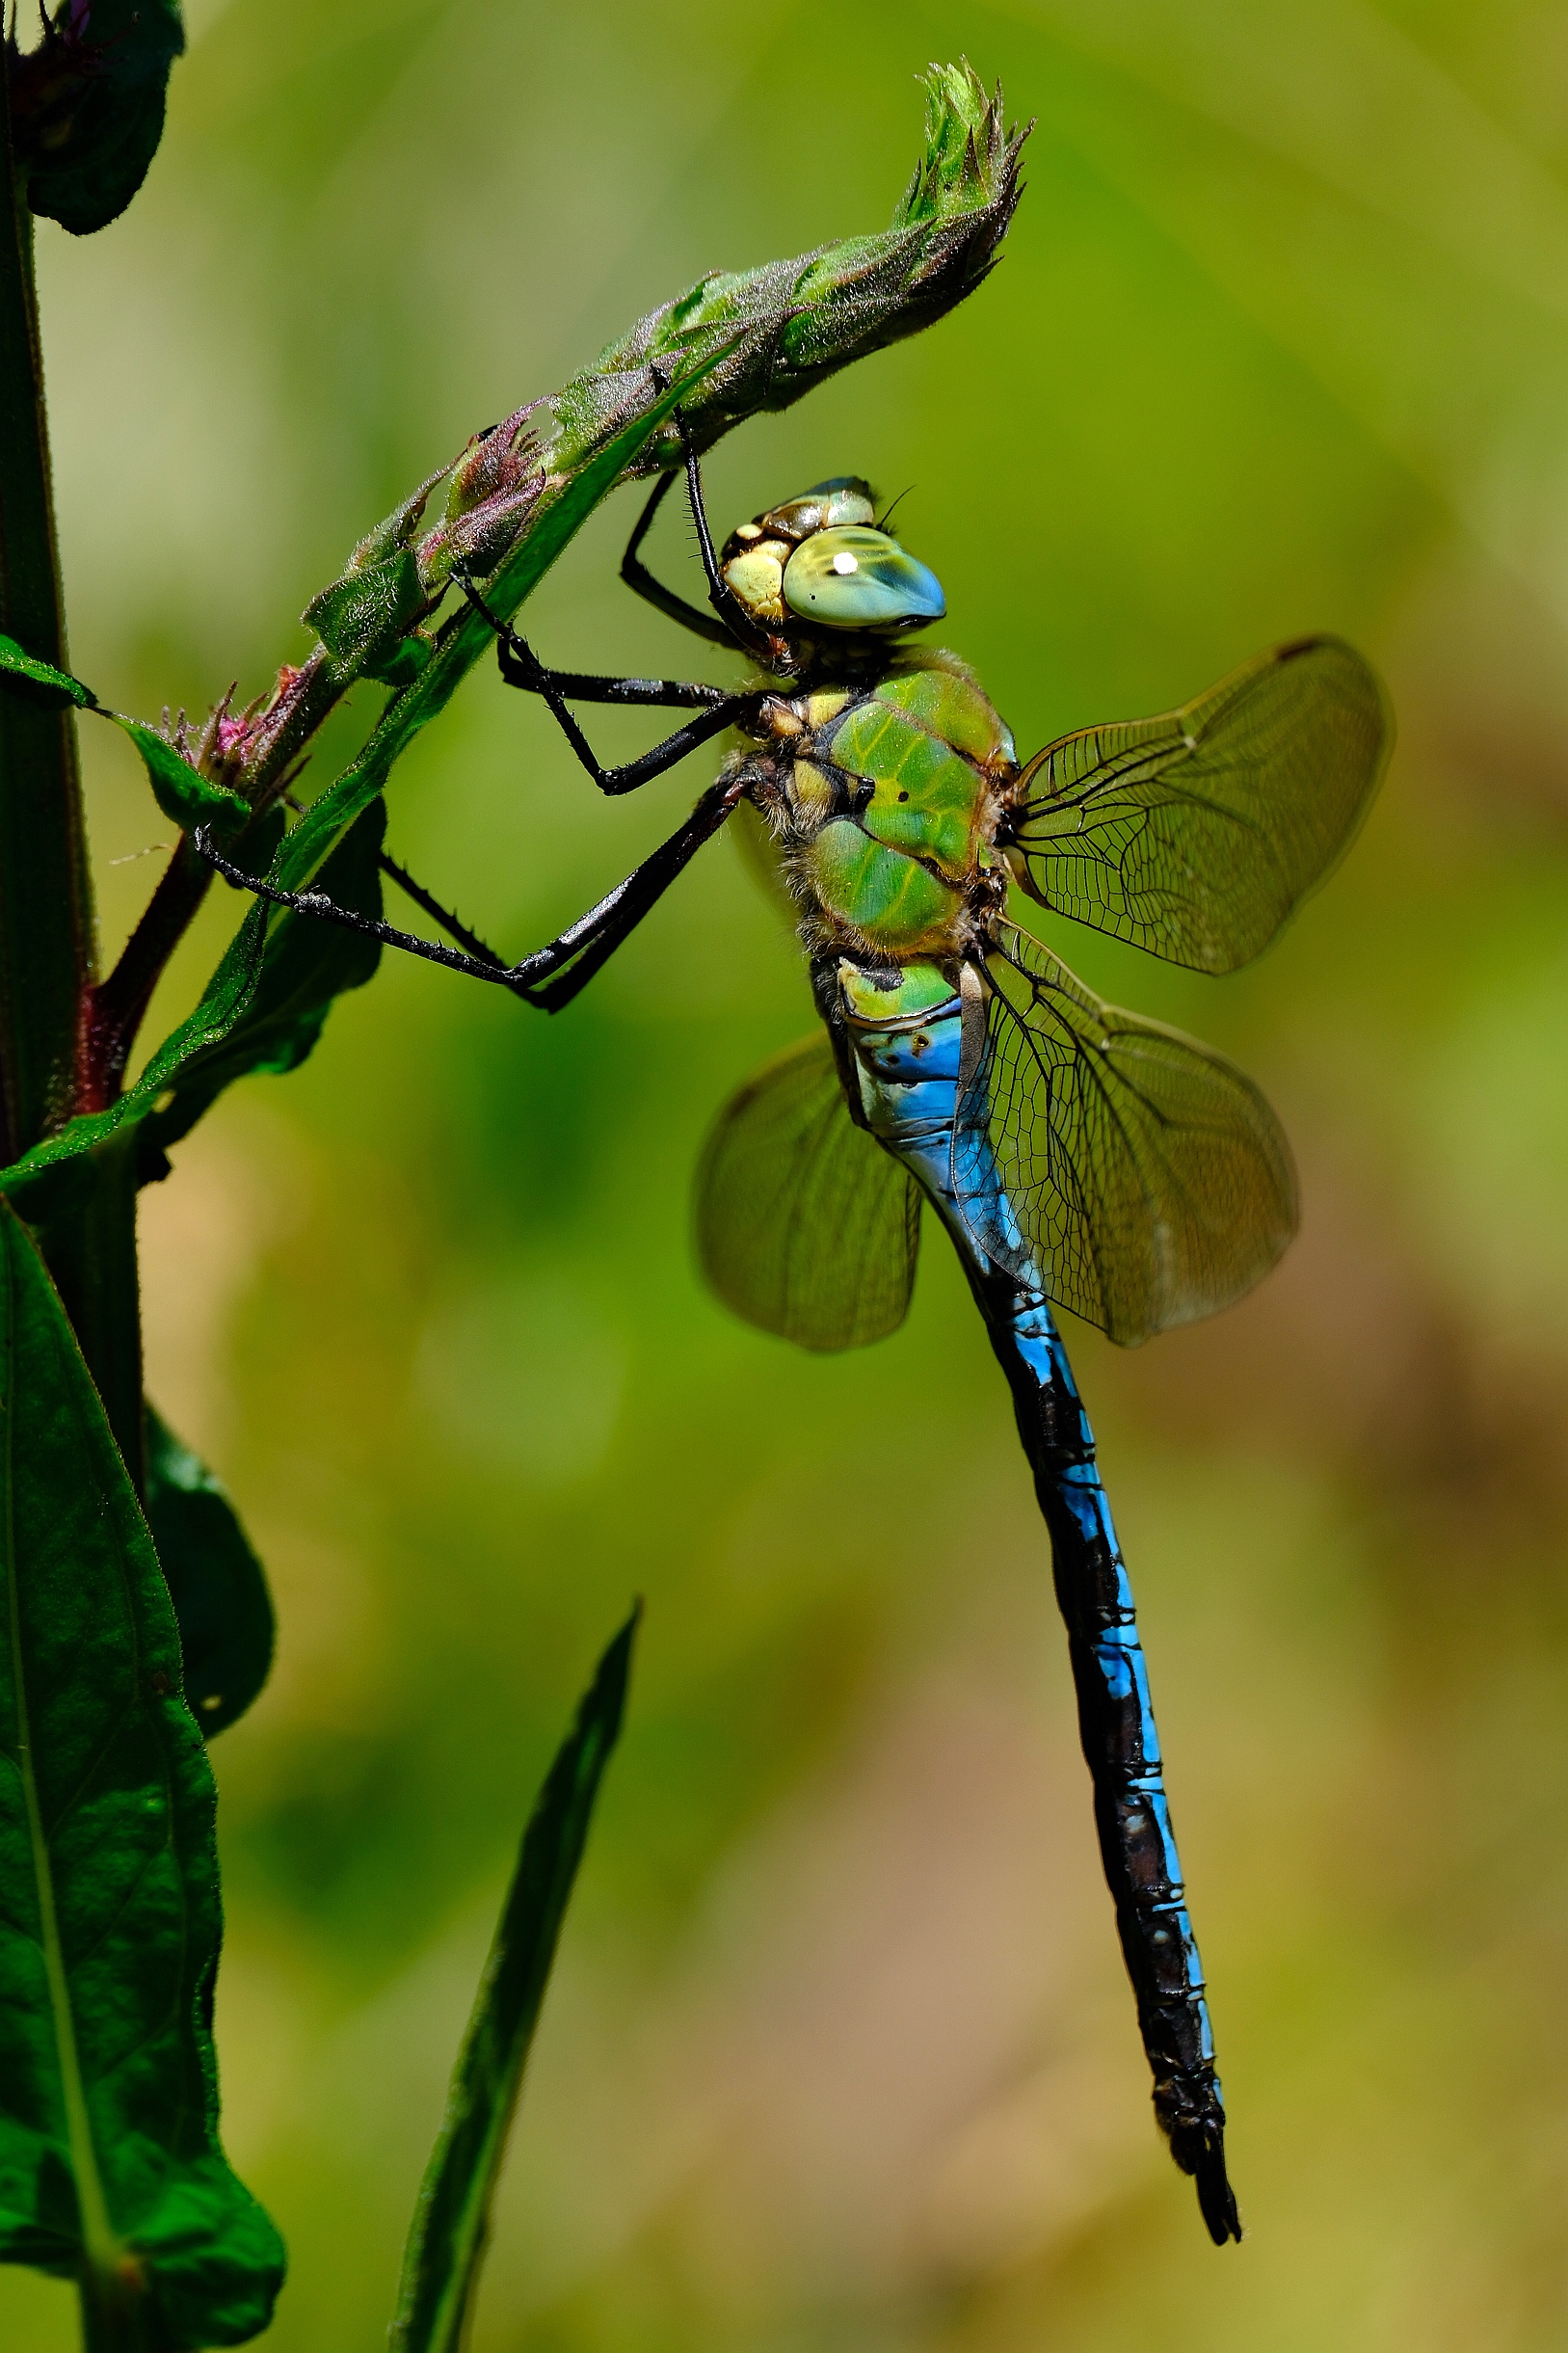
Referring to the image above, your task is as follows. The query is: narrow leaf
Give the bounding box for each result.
[145,1408,274,1741]
[138,795,385,1159]
[114,721,249,837]
[389,1612,638,2353]
[0,360,705,1208]
[270,358,719,903]
[0,641,246,831]
[0,631,93,709]
[0,1200,283,2343]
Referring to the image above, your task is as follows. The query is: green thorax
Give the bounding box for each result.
[754,654,1018,960]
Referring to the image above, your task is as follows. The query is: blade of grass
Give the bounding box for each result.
[389,1611,638,2353]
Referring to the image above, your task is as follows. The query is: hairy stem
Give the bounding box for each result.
[86,842,212,1102]
[0,77,94,1153]
[0,74,145,1483]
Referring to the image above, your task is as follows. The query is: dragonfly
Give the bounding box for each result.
[199,423,1389,2243]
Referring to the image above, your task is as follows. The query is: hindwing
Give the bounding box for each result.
[954,924,1298,1345]
[696,1032,921,1351]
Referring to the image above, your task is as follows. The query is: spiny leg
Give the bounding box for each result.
[620,468,736,648]
[192,772,745,1011]
[282,787,508,970]
[377,843,510,969]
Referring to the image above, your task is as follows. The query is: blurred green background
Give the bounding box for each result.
[11,0,1568,2344]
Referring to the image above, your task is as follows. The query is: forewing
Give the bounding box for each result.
[696,1032,921,1351]
[955,924,1298,1345]
[1009,636,1389,972]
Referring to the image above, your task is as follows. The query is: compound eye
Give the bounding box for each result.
[782,528,945,630]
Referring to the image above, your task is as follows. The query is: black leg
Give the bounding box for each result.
[674,414,776,660]
[196,824,525,990]
[496,638,753,796]
[457,575,759,798]
[377,844,511,969]
[517,772,748,1009]
[497,668,729,711]
[620,470,736,649]
[192,774,746,1012]
[281,787,509,968]
[455,571,725,710]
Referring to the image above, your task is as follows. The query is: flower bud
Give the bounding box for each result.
[418,414,545,589]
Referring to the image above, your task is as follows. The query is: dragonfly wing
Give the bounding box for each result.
[696,1031,922,1351]
[955,924,1298,1346]
[1009,635,1390,973]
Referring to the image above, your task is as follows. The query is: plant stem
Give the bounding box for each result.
[0,79,94,1156]
[77,2269,160,2353]
[86,840,212,1103]
[30,1125,145,1487]
[0,74,145,1483]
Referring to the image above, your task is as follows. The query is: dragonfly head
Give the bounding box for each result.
[720,479,946,642]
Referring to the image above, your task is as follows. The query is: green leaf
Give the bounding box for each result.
[365,634,434,688]
[145,1409,273,1741]
[0,630,93,709]
[0,356,717,1213]
[303,547,427,678]
[0,640,247,831]
[25,1125,146,1489]
[17,2,187,238]
[389,1611,637,2353]
[113,720,249,837]
[0,361,713,1215]
[0,799,385,1213]
[0,1198,283,2342]
[139,796,385,1159]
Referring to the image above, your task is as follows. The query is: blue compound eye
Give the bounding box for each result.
[782,527,946,631]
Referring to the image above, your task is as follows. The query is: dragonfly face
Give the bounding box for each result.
[719,477,947,665]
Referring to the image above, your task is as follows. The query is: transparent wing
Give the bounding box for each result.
[696,1032,921,1351]
[954,924,1298,1346]
[1008,635,1390,973]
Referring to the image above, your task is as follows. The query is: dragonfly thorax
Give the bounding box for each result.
[736,652,1018,963]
